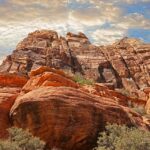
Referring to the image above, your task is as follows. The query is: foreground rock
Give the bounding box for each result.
[10,86,149,150]
[0,73,27,138]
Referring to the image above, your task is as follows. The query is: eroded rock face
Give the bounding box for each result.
[0,87,20,138]
[93,83,147,107]
[0,73,28,87]
[10,86,149,150]
[0,30,149,100]
[145,89,150,114]
[0,30,149,149]
[0,65,148,150]
[0,73,27,138]
[22,66,79,93]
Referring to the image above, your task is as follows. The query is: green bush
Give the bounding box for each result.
[94,124,150,150]
[0,127,45,150]
[73,74,94,85]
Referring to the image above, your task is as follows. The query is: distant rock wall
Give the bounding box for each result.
[0,30,149,100]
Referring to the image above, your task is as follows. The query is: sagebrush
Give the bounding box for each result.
[0,127,45,150]
[73,74,94,85]
[94,124,150,150]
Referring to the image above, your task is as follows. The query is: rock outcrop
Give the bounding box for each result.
[0,73,27,138]
[0,30,149,100]
[10,86,149,150]
[0,66,148,150]
[22,66,79,93]
[145,89,150,114]
[0,30,149,150]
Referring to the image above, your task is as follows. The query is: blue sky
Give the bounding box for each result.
[0,0,150,62]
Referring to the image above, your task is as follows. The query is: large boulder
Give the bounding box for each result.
[22,66,79,93]
[10,86,149,150]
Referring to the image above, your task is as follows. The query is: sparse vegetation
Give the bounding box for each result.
[94,124,150,150]
[116,88,138,99]
[73,74,94,85]
[0,127,45,150]
[115,88,131,97]
[132,106,146,116]
[127,102,148,117]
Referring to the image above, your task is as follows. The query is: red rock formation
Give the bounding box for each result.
[16,30,59,50]
[66,32,90,48]
[94,83,147,107]
[29,66,71,79]
[0,30,149,101]
[0,87,20,138]
[80,83,147,108]
[10,87,149,150]
[0,73,27,138]
[0,30,149,149]
[146,99,150,114]
[0,73,28,87]
[23,66,79,92]
[145,89,150,114]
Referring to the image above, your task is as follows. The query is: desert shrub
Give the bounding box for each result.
[127,102,147,116]
[0,127,45,150]
[94,124,150,150]
[115,88,130,97]
[132,106,146,116]
[0,140,19,150]
[73,74,94,85]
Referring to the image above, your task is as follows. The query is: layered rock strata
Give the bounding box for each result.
[0,30,149,149]
[0,30,149,100]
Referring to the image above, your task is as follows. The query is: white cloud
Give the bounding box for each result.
[122,0,150,4]
[91,28,127,45]
[0,19,69,52]
[69,1,122,26]
[0,0,69,52]
[116,13,150,29]
[75,0,149,4]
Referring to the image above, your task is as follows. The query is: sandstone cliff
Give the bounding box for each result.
[0,30,150,150]
[0,30,149,100]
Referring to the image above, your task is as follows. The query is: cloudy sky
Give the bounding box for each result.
[0,0,150,61]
